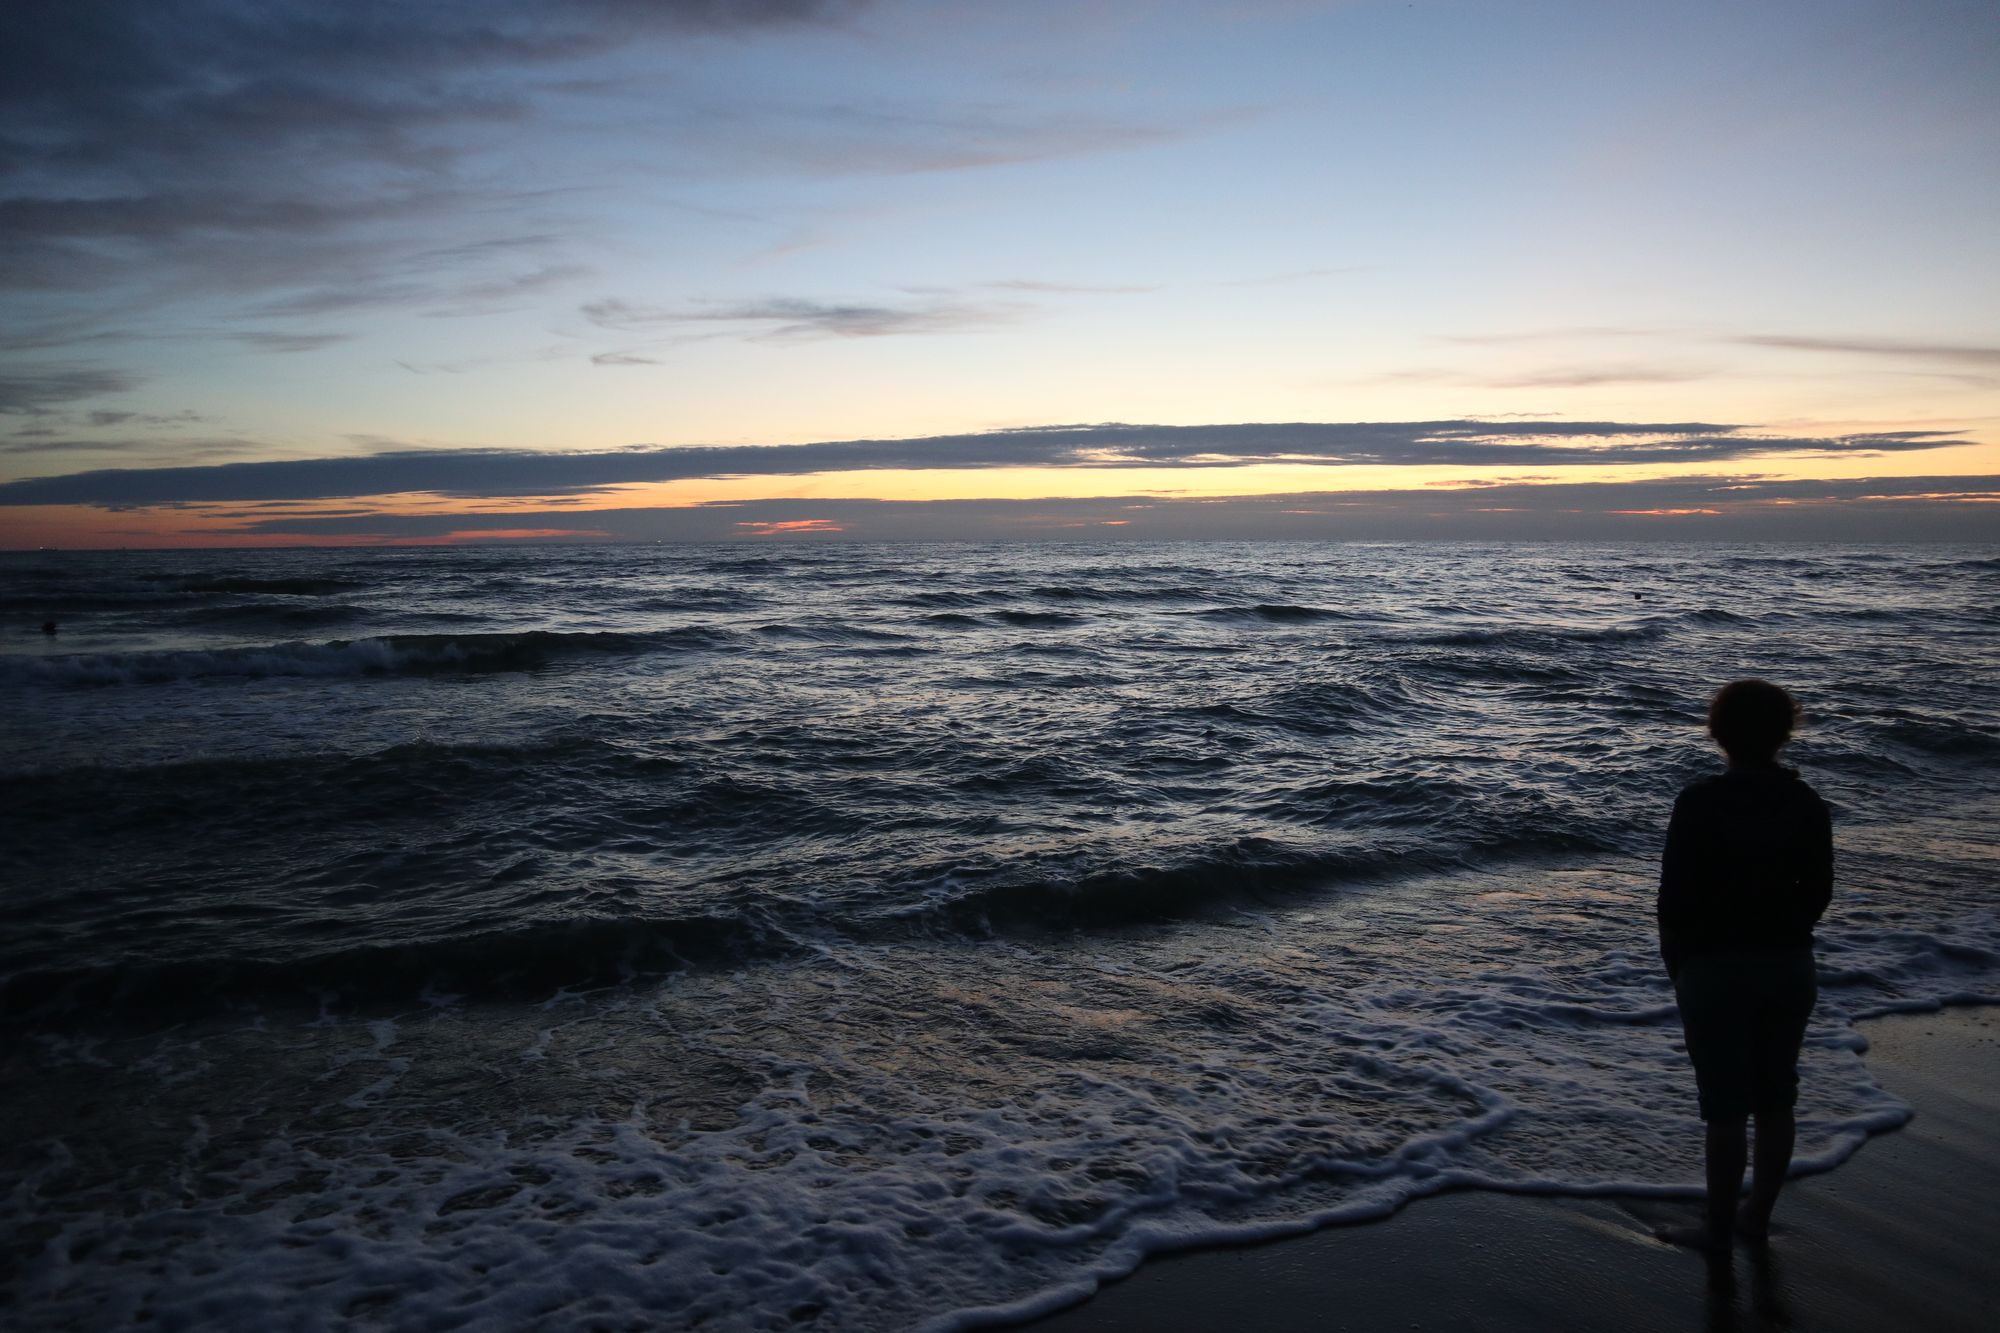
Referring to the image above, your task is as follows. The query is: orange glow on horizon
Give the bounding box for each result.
[734,519,845,535]
[5,429,1999,548]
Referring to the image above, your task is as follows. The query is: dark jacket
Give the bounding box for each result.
[1657,765,1833,979]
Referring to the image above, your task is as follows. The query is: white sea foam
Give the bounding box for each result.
[7,852,1995,1331]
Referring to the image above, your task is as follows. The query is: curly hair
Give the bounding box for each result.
[1706,678,1800,763]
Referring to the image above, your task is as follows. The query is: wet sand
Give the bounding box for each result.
[1025,1004,1999,1333]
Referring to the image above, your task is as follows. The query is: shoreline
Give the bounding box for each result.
[1015,1002,2000,1333]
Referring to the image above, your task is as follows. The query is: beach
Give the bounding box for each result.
[1029,1003,2000,1333]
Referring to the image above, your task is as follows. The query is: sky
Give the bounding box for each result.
[1,0,1996,546]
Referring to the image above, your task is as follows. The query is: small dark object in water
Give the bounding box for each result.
[1633,592,1643,600]
[41,619,57,635]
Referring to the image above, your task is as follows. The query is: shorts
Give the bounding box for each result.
[1672,947,1817,1122]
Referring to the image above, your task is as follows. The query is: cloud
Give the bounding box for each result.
[739,101,1209,176]
[1377,364,1713,389]
[257,263,594,321]
[1732,335,2000,367]
[1429,329,2000,373]
[736,518,845,535]
[1726,334,2000,390]
[1483,366,1713,389]
[0,368,139,415]
[1425,474,1561,488]
[0,436,270,463]
[1438,327,1661,345]
[0,3,866,199]
[232,332,352,354]
[0,439,142,457]
[909,268,1340,302]
[185,472,2000,544]
[0,1,866,343]
[581,296,1023,341]
[85,409,205,428]
[591,352,663,366]
[979,279,1161,295]
[0,419,1974,508]
[0,1,1212,354]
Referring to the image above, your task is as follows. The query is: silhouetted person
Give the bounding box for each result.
[1657,679,1832,1252]
[41,619,57,635]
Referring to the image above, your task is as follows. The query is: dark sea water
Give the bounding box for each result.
[3,541,1997,1330]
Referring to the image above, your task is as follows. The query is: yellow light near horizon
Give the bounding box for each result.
[490,436,2000,514]
[8,429,1997,548]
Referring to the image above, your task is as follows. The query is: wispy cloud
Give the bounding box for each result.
[979,279,1161,295]
[1484,365,1714,389]
[0,436,270,463]
[1376,364,1714,389]
[86,410,202,428]
[0,1,1221,359]
[0,368,139,415]
[581,295,1024,341]
[253,262,594,322]
[736,518,845,535]
[574,262,1352,359]
[0,439,143,457]
[0,1,866,348]
[1732,334,2000,367]
[742,101,1212,176]
[1424,474,1562,488]
[1,419,1972,508]
[232,332,353,354]
[1437,326,1661,345]
[1425,329,2000,384]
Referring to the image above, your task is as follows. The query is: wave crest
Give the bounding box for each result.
[3,629,719,687]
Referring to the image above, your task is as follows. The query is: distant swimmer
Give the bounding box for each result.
[41,619,57,635]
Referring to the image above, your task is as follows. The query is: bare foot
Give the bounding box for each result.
[1655,1222,1732,1252]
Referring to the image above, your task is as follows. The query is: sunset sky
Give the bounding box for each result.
[2,0,1995,546]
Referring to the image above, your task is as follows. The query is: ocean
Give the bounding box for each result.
[3,540,1996,1330]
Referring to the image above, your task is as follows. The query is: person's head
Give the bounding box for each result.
[1706,678,1798,765]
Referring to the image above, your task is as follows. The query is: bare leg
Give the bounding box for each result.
[1704,1118,1749,1241]
[1660,1117,1746,1251]
[1738,1107,1795,1238]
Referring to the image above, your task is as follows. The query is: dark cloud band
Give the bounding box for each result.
[0,420,1970,508]
[176,473,2000,544]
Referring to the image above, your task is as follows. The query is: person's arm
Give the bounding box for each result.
[1800,794,1833,924]
[1657,791,1696,980]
